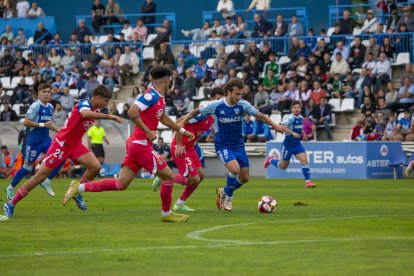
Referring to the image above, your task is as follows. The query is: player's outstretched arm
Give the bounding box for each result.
[23,118,59,132]
[128,104,157,141]
[160,113,195,141]
[80,109,123,124]
[178,108,201,127]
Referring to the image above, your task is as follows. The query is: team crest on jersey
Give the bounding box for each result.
[144,93,153,101]
[156,109,163,119]
[234,108,240,115]
[83,121,93,130]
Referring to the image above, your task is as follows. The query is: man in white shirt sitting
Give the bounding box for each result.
[119,46,140,85]
[374,52,391,91]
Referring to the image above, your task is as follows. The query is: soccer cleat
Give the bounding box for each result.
[0,215,8,221]
[216,187,226,210]
[173,203,195,212]
[5,186,14,201]
[40,182,55,197]
[62,180,80,206]
[223,196,233,211]
[152,177,162,192]
[305,181,317,188]
[264,156,274,169]
[3,202,15,218]
[73,194,87,211]
[160,212,189,223]
[405,165,413,177]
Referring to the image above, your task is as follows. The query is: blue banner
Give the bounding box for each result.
[265,142,402,179]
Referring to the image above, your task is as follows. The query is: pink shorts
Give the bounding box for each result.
[172,145,202,177]
[122,138,167,175]
[43,140,90,170]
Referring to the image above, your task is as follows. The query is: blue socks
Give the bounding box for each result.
[234,177,244,190]
[224,172,238,197]
[271,159,280,168]
[10,166,31,187]
[302,165,310,182]
[48,166,61,180]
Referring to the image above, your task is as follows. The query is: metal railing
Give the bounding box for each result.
[328,2,411,27]
[202,7,308,36]
[75,12,176,39]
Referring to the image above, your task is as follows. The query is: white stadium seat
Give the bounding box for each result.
[328,98,341,112]
[340,98,355,112]
[144,34,158,46]
[392,52,410,66]
[161,130,173,144]
[142,47,155,60]
[1,77,11,89]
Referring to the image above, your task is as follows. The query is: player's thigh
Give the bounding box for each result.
[294,145,308,165]
[23,164,54,191]
[156,166,174,180]
[196,167,205,182]
[76,151,101,172]
[217,147,240,174]
[224,160,240,175]
[235,147,250,169]
[117,165,137,188]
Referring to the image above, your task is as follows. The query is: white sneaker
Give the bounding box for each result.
[223,196,233,211]
[40,182,55,197]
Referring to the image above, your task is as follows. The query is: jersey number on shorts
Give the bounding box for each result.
[53,149,65,160]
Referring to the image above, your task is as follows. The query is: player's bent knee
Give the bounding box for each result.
[188,176,200,185]
[239,176,250,183]
[279,162,289,169]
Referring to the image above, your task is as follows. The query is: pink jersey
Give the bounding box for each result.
[55,99,99,146]
[171,115,214,149]
[131,87,165,145]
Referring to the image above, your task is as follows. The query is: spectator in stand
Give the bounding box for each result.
[51,74,66,100]
[246,56,261,83]
[141,0,156,33]
[13,78,30,104]
[60,87,74,113]
[150,19,171,47]
[348,37,366,69]
[310,81,327,105]
[217,0,235,19]
[242,114,255,142]
[374,52,391,90]
[394,23,410,53]
[106,101,119,116]
[33,22,52,44]
[226,42,244,68]
[212,70,227,89]
[263,69,278,93]
[211,18,224,37]
[130,18,148,43]
[169,70,182,92]
[53,102,67,125]
[170,86,190,117]
[397,6,414,32]
[330,52,350,79]
[311,97,333,140]
[365,37,380,60]
[105,0,124,26]
[28,2,45,18]
[299,80,311,102]
[311,65,329,88]
[83,73,99,98]
[86,46,102,68]
[120,103,130,119]
[361,96,376,117]
[376,97,391,119]
[181,21,211,42]
[401,64,414,84]
[362,52,376,77]
[156,42,174,66]
[391,109,414,141]
[127,86,140,106]
[296,39,311,61]
[92,0,106,33]
[287,15,304,37]
[274,15,288,36]
[67,33,81,56]
[242,84,254,104]
[381,37,394,60]
[385,82,398,108]
[398,77,414,107]
[102,57,119,91]
[302,97,316,118]
[313,39,331,63]
[16,0,30,18]
[287,37,300,64]
[338,10,358,34]
[254,84,270,113]
[119,46,139,85]
[279,81,299,111]
[14,28,27,47]
[181,68,197,96]
[12,49,26,77]
[295,56,308,78]
[0,48,14,76]
[362,9,379,33]
[1,25,13,42]
[252,13,273,38]
[73,19,92,43]
[341,72,356,99]
[49,33,64,54]
[387,9,400,32]
[153,137,174,168]
[247,0,271,13]
[302,116,316,140]
[331,41,349,61]
[0,102,18,121]
[193,58,210,85]
[221,17,237,39]
[234,15,248,38]
[0,145,17,178]
[251,117,273,142]
[61,48,76,72]
[48,48,62,69]
[382,111,397,141]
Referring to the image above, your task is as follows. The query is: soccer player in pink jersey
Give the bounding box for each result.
[62,66,195,223]
[152,88,224,211]
[2,85,123,220]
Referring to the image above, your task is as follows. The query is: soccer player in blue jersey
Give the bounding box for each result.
[5,83,61,200]
[264,101,317,188]
[180,79,292,211]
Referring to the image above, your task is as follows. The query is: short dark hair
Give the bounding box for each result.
[210,87,224,98]
[149,65,172,80]
[93,85,112,99]
[1,145,7,150]
[223,79,244,95]
[290,101,302,109]
[38,83,51,91]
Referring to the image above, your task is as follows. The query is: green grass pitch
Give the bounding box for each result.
[0,178,413,275]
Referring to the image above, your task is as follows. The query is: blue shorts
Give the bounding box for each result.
[24,139,52,164]
[281,143,305,161]
[216,145,249,168]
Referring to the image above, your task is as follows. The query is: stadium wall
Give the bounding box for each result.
[33,0,343,40]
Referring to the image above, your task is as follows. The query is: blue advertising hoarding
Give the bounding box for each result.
[265,142,402,179]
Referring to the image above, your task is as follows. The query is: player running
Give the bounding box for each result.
[151,88,225,211]
[180,79,291,211]
[264,101,317,188]
[62,66,195,223]
[2,85,123,220]
[5,83,61,200]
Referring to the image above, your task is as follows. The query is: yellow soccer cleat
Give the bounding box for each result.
[62,180,80,206]
[160,212,189,223]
